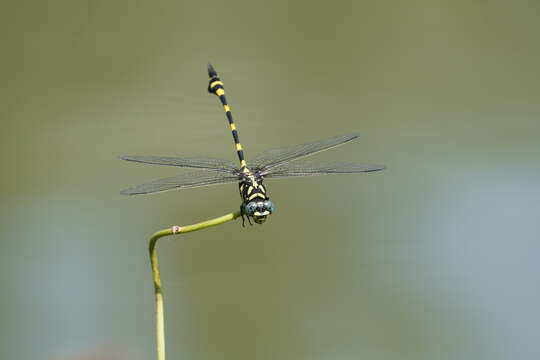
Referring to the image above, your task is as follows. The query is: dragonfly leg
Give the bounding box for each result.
[241,213,253,227]
[240,205,247,227]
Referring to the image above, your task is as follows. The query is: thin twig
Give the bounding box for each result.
[148,210,242,360]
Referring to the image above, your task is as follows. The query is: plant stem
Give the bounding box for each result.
[148,210,242,360]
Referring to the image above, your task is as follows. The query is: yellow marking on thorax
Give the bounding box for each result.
[248,192,265,201]
[210,80,224,88]
[216,88,225,96]
[246,173,258,187]
[240,160,247,168]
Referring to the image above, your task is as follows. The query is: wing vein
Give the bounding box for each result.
[250,133,360,171]
[120,171,239,195]
[121,156,237,173]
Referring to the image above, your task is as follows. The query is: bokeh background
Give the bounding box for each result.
[1,1,539,359]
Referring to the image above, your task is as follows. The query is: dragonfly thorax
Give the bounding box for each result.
[239,173,274,224]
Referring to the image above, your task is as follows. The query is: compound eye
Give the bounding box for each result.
[264,200,275,213]
[246,202,257,214]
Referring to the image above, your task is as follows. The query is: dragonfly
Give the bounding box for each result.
[121,64,385,225]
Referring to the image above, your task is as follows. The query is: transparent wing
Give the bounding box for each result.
[262,160,385,178]
[120,171,239,195]
[121,156,237,173]
[250,133,360,171]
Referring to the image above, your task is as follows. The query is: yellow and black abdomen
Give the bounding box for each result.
[207,64,275,225]
[207,65,247,169]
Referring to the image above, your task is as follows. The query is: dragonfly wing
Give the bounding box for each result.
[250,133,360,171]
[120,171,239,195]
[261,160,385,178]
[121,156,238,173]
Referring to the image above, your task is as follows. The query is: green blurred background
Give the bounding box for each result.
[1,1,539,359]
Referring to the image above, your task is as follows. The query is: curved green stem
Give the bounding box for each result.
[148,210,242,360]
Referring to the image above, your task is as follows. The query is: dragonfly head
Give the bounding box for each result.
[244,200,275,224]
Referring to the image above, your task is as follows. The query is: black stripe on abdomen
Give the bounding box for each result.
[207,66,247,168]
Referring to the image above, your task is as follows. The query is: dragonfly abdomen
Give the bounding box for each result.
[208,64,247,169]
